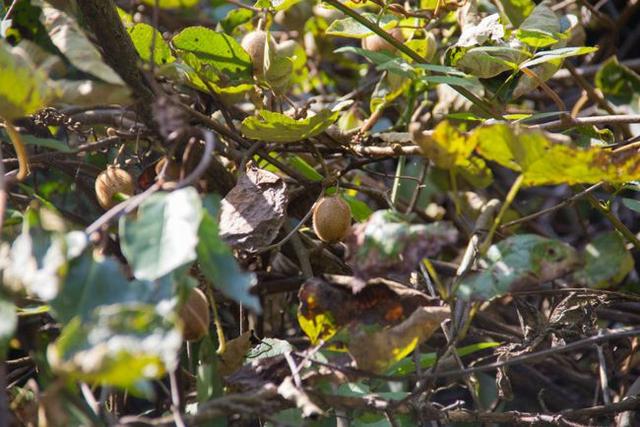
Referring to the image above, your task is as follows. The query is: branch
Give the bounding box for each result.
[76,0,155,126]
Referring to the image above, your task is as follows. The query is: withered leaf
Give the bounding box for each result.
[219,165,288,251]
[345,210,458,282]
[298,276,448,372]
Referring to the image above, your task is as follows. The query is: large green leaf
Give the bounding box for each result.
[120,188,203,281]
[50,253,175,324]
[456,46,530,78]
[254,0,301,11]
[457,235,579,300]
[0,41,51,120]
[240,108,342,143]
[128,22,175,65]
[196,198,261,313]
[48,304,182,391]
[171,26,252,84]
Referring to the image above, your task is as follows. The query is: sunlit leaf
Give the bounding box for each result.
[326,14,397,38]
[457,235,579,300]
[473,123,640,185]
[139,0,199,8]
[36,1,125,86]
[128,23,175,65]
[240,108,342,143]
[120,188,203,281]
[0,41,51,120]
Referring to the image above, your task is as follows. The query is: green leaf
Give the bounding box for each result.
[196,197,261,313]
[0,209,72,301]
[254,0,301,11]
[623,197,640,214]
[388,342,500,376]
[0,41,51,120]
[50,252,175,324]
[36,1,125,86]
[139,0,199,8]
[0,296,16,357]
[456,46,531,78]
[473,123,640,186]
[0,129,72,152]
[499,0,535,27]
[128,23,175,65]
[120,188,203,281]
[519,46,597,69]
[48,305,181,391]
[326,14,397,38]
[515,1,560,48]
[171,26,253,84]
[240,109,342,143]
[246,338,294,361]
[595,56,640,105]
[574,232,634,289]
[457,235,579,300]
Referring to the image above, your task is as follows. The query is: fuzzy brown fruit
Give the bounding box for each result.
[155,156,182,181]
[241,30,276,80]
[94,166,134,210]
[361,27,404,53]
[312,196,352,243]
[179,287,210,342]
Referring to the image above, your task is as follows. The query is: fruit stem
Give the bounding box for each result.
[479,174,524,254]
[2,118,30,181]
[205,286,227,355]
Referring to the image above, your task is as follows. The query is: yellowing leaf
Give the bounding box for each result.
[240,109,341,143]
[412,121,493,187]
[473,124,640,186]
[347,306,449,373]
[0,41,51,120]
[414,121,475,169]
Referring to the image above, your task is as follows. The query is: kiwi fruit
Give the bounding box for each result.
[94,166,134,210]
[179,287,210,342]
[312,196,352,243]
[361,27,404,53]
[241,30,277,80]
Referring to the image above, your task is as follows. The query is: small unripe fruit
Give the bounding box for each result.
[312,196,352,243]
[361,27,404,53]
[179,287,210,341]
[95,166,134,209]
[241,30,276,80]
[155,156,182,181]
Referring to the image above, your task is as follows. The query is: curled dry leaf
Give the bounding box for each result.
[219,165,288,251]
[298,276,448,372]
[345,210,458,283]
[219,331,253,376]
